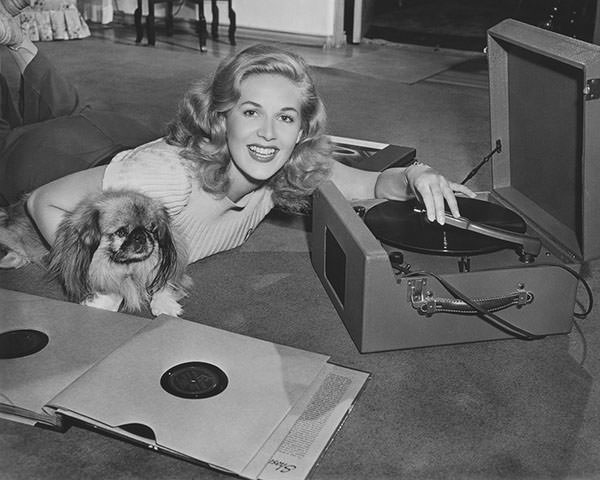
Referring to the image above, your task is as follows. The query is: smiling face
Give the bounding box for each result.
[225,73,303,199]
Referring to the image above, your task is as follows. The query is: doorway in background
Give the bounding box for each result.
[363,0,598,51]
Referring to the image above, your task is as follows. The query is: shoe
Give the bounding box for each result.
[0,0,29,17]
[0,13,23,46]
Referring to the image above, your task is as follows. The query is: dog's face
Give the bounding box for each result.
[49,190,185,309]
[98,196,162,264]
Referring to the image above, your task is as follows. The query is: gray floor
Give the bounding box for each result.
[88,22,488,83]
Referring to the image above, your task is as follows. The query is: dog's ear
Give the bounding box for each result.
[79,213,102,250]
[148,210,181,294]
[49,205,102,302]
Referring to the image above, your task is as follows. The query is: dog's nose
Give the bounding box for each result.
[130,227,148,252]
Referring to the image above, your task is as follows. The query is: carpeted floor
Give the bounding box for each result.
[1,23,600,480]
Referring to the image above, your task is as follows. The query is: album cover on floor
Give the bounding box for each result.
[0,288,152,429]
[0,288,369,480]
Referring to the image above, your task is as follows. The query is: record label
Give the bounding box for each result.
[0,329,49,359]
[160,362,228,399]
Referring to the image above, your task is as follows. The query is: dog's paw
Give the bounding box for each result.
[150,289,183,317]
[82,293,124,312]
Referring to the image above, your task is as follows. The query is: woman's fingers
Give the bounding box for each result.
[415,177,477,224]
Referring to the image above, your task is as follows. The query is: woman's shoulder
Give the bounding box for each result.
[109,138,196,178]
[111,138,182,164]
[103,138,193,211]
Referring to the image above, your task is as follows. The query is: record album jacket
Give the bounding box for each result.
[0,288,369,480]
[0,288,152,429]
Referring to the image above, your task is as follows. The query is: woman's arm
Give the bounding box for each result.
[329,160,475,225]
[328,160,380,201]
[26,166,106,245]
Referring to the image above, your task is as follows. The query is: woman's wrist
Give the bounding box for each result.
[373,166,408,200]
[404,160,433,196]
[374,161,434,200]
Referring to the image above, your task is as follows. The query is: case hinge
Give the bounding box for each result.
[583,79,600,101]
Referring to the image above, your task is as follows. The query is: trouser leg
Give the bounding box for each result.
[0,73,18,146]
[20,50,82,125]
[0,72,21,128]
[0,109,158,205]
[0,50,159,206]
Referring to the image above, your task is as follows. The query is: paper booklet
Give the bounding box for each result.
[0,288,369,480]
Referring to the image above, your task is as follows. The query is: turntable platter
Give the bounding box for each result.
[364,197,527,256]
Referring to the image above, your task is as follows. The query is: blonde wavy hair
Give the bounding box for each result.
[165,44,332,212]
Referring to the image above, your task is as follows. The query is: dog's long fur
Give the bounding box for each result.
[0,197,47,269]
[0,190,190,316]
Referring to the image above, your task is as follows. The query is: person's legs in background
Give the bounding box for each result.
[0,0,158,205]
[0,0,29,139]
[2,0,81,127]
[0,73,21,142]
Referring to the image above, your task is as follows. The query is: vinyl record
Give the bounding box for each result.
[364,197,527,256]
[0,329,49,359]
[161,362,228,399]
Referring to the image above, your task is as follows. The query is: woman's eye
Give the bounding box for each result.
[280,114,295,123]
[115,227,128,237]
[243,109,257,117]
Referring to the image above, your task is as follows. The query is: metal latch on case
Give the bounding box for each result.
[584,79,600,101]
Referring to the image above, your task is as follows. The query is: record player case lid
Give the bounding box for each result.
[487,19,600,262]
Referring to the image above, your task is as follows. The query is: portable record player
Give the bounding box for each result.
[311,19,599,353]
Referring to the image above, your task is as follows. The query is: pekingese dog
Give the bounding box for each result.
[0,190,190,317]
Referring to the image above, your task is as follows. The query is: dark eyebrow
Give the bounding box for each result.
[239,101,299,114]
[240,101,261,108]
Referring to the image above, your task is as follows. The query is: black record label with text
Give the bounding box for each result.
[364,197,527,256]
[161,362,228,399]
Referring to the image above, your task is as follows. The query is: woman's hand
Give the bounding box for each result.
[328,160,475,224]
[375,163,476,225]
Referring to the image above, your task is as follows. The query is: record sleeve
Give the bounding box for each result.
[0,289,369,479]
[47,314,330,474]
[0,288,151,429]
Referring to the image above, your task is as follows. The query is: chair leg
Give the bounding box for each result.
[165,0,173,36]
[147,0,156,45]
[134,0,143,42]
[197,0,207,52]
[211,0,219,40]
[228,0,236,45]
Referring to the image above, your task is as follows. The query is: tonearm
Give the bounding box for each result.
[414,208,542,263]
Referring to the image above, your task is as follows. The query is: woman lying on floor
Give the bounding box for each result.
[1,3,474,270]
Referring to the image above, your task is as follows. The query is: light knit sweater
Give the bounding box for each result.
[102,138,275,264]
